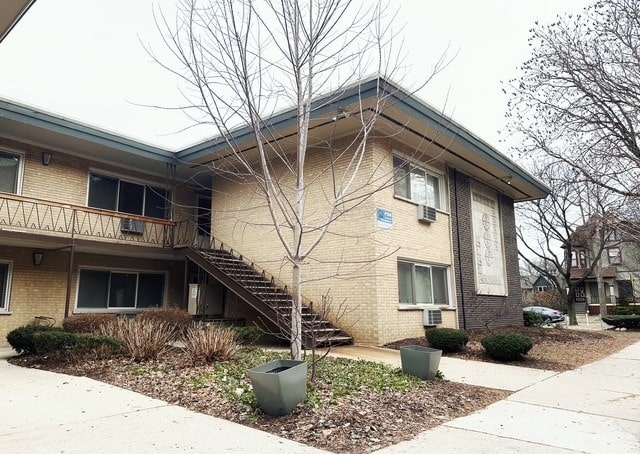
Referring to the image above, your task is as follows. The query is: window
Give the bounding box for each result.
[77,269,165,309]
[608,248,622,265]
[571,250,589,268]
[0,262,11,311]
[536,286,548,292]
[397,261,449,305]
[0,151,21,194]
[393,156,442,209]
[88,173,171,219]
[609,229,622,241]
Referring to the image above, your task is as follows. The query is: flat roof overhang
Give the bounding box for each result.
[0,98,209,186]
[176,78,549,202]
[0,0,37,44]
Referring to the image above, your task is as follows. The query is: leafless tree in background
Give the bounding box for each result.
[508,0,640,199]
[516,161,627,324]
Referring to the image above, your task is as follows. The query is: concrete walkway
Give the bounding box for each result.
[2,339,639,453]
[0,349,325,453]
[378,341,640,453]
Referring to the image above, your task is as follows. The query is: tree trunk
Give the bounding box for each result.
[596,267,607,319]
[566,288,578,325]
[291,262,303,361]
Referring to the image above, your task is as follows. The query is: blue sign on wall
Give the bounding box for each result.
[376,208,393,229]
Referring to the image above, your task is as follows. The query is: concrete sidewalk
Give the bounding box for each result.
[0,349,325,453]
[2,339,638,453]
[378,341,640,453]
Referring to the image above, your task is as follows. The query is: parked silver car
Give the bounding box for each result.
[523,306,566,323]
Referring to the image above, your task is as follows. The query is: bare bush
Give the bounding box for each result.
[136,307,193,341]
[182,323,240,364]
[63,314,118,334]
[100,318,172,361]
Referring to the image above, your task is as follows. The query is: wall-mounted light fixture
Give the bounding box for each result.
[33,252,44,266]
[42,152,52,165]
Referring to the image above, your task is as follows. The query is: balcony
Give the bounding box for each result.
[0,193,191,248]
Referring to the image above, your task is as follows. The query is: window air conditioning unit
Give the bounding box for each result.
[121,218,145,234]
[423,309,443,326]
[417,204,437,223]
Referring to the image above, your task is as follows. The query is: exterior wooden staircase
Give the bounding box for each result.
[180,247,352,349]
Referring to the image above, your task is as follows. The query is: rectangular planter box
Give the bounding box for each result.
[400,345,442,380]
[247,359,307,416]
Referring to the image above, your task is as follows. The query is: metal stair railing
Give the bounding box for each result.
[174,222,351,347]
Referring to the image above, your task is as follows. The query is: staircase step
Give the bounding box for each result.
[193,248,350,349]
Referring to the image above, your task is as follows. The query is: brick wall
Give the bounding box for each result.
[0,137,195,222]
[449,168,523,331]
[211,138,457,345]
[0,245,185,347]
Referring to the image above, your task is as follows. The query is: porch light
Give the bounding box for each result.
[33,252,44,266]
[42,152,52,165]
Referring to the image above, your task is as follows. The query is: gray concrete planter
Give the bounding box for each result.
[400,345,442,380]
[247,359,307,416]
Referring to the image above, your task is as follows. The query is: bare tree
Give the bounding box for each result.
[151,0,447,359]
[507,0,640,199]
[516,160,626,324]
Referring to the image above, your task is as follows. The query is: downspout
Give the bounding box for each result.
[453,169,467,330]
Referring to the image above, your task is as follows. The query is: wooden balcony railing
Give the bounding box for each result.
[0,193,195,248]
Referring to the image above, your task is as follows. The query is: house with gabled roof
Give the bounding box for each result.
[0,78,549,347]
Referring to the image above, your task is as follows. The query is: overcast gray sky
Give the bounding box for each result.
[0,0,587,152]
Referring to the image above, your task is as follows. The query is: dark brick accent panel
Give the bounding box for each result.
[449,168,523,330]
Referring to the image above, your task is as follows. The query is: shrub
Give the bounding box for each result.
[100,318,173,361]
[231,325,263,345]
[182,323,240,363]
[601,315,640,329]
[136,308,193,340]
[481,333,534,361]
[613,307,639,316]
[425,328,469,353]
[63,314,118,334]
[32,331,122,357]
[523,310,546,327]
[6,325,63,354]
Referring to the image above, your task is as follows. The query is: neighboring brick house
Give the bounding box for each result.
[0,78,549,346]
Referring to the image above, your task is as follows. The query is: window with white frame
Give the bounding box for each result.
[88,173,171,219]
[77,269,165,309]
[393,156,442,209]
[397,261,449,305]
[0,151,22,194]
[608,247,622,265]
[0,262,11,311]
[571,250,589,268]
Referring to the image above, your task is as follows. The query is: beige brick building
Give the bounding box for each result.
[0,78,548,347]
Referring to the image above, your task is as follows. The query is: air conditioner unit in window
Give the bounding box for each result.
[121,218,145,235]
[417,204,437,223]
[423,309,442,326]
